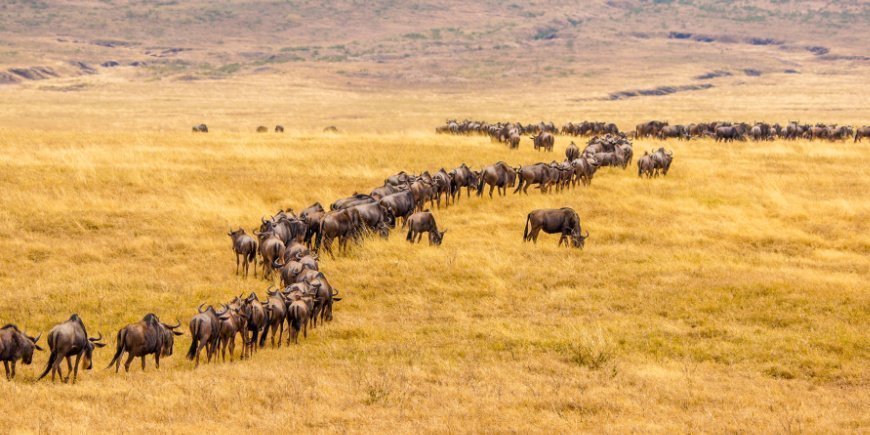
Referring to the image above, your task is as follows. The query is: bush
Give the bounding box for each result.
[570,328,615,370]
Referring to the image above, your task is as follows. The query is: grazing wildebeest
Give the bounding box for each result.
[405,211,446,246]
[38,314,106,383]
[186,305,221,368]
[349,202,394,236]
[523,208,589,248]
[316,208,362,257]
[477,161,516,198]
[106,314,182,373]
[275,125,284,133]
[379,191,416,225]
[531,132,555,151]
[257,126,268,133]
[566,142,580,161]
[514,163,559,194]
[228,228,257,278]
[855,126,870,142]
[0,324,43,380]
[192,124,208,133]
[255,230,285,279]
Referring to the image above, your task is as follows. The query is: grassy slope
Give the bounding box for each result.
[0,126,867,431]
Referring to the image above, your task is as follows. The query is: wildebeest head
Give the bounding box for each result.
[160,320,183,356]
[83,332,106,370]
[430,229,447,246]
[228,227,246,239]
[571,229,590,249]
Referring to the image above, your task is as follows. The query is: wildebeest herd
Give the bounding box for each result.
[437,119,869,143]
[2,127,682,383]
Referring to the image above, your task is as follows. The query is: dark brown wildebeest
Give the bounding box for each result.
[637,152,655,178]
[650,148,674,176]
[308,274,341,326]
[477,161,516,198]
[531,132,554,151]
[316,208,362,258]
[635,120,667,138]
[282,242,311,264]
[523,208,589,248]
[449,163,478,203]
[349,202,394,237]
[239,293,267,355]
[228,228,257,278]
[331,193,376,211]
[192,124,208,133]
[0,324,43,380]
[409,179,437,211]
[715,126,743,142]
[323,126,339,133]
[216,304,247,362]
[186,305,221,368]
[405,211,446,246]
[106,314,182,373]
[855,126,870,142]
[616,143,633,168]
[257,126,268,133]
[379,190,416,225]
[432,168,453,208]
[571,156,599,186]
[255,230,285,279]
[275,125,284,133]
[370,183,403,201]
[261,290,288,347]
[384,171,412,187]
[260,214,309,246]
[299,203,325,248]
[286,293,310,344]
[507,133,520,149]
[38,314,106,383]
[514,163,559,194]
[566,142,580,161]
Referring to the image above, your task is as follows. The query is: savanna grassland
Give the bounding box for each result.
[1,0,869,433]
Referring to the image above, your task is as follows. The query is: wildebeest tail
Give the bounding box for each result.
[314,220,324,252]
[289,305,302,332]
[406,227,413,242]
[476,174,484,196]
[37,350,57,380]
[247,246,256,263]
[186,319,200,360]
[106,329,127,369]
[523,213,531,241]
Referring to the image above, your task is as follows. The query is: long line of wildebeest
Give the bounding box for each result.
[1,130,680,383]
[437,119,870,142]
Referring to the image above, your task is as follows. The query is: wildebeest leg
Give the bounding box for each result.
[71,354,81,383]
[64,356,73,383]
[235,253,240,275]
[140,356,146,371]
[9,361,14,379]
[531,226,541,243]
[229,336,235,362]
[277,322,284,347]
[124,353,134,372]
[155,351,160,369]
[3,361,9,380]
[417,232,424,244]
[194,340,206,368]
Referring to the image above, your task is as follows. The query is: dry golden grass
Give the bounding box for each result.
[0,99,868,431]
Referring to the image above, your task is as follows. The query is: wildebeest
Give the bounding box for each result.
[106,314,182,373]
[571,156,599,186]
[715,126,744,142]
[855,126,870,142]
[323,126,339,133]
[38,314,106,383]
[228,228,257,278]
[257,126,268,133]
[650,148,674,176]
[449,163,478,203]
[255,230,286,279]
[0,324,43,380]
[275,125,284,133]
[316,208,362,257]
[192,124,208,133]
[239,293,267,356]
[514,163,559,194]
[635,120,668,138]
[477,161,516,198]
[286,293,310,344]
[531,132,555,151]
[507,133,520,149]
[658,125,688,140]
[637,152,655,178]
[186,305,221,368]
[405,211,446,246]
[379,191,416,225]
[566,142,580,161]
[216,305,247,362]
[331,193,376,211]
[370,183,403,201]
[261,290,288,347]
[348,202,393,237]
[523,208,589,248]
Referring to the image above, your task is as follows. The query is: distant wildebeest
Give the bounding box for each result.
[228,228,257,278]
[186,305,221,368]
[855,126,870,142]
[650,148,674,176]
[637,152,655,178]
[257,126,268,133]
[565,142,580,161]
[192,124,208,133]
[507,133,520,149]
[323,126,339,133]
[216,304,247,362]
[38,314,106,383]
[405,211,446,246]
[715,126,744,142]
[658,125,688,140]
[531,132,554,151]
[635,120,668,138]
[477,161,516,198]
[0,324,43,380]
[275,125,284,133]
[106,314,182,373]
[285,293,310,344]
[523,208,589,248]
[316,208,362,257]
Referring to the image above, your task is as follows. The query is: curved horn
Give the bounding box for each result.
[163,320,182,329]
[32,333,42,343]
[583,230,590,238]
[197,303,206,313]
[216,304,229,316]
[261,216,267,224]
[89,332,103,342]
